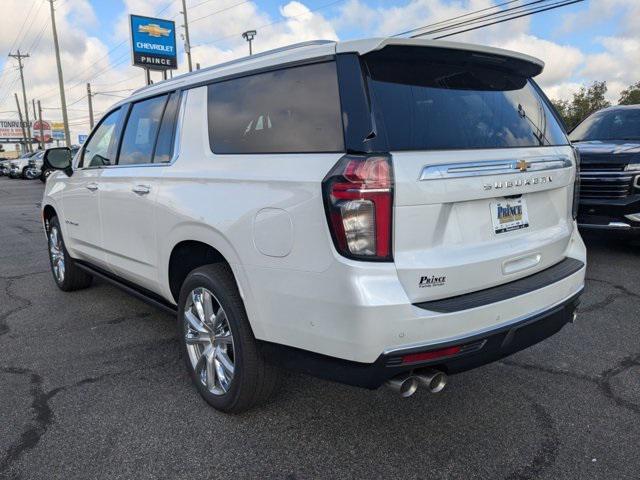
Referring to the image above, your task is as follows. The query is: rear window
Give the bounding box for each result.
[208,61,344,154]
[364,51,567,151]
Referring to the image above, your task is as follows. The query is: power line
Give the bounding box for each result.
[394,0,523,37]
[430,0,585,39]
[192,0,345,49]
[189,1,250,25]
[409,0,559,39]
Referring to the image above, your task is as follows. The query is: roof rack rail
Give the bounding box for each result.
[133,40,335,95]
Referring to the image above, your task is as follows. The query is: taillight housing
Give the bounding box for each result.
[322,154,393,261]
[571,146,581,220]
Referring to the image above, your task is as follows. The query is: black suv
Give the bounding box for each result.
[571,105,640,232]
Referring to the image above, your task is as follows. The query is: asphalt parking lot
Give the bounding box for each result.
[0,178,639,480]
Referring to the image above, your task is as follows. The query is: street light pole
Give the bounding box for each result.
[48,0,71,147]
[242,30,257,56]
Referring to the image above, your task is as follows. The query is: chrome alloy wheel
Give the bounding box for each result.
[48,226,65,283]
[184,287,235,395]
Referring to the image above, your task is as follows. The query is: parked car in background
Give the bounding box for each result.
[0,158,13,176]
[41,38,585,413]
[8,151,39,179]
[571,105,640,232]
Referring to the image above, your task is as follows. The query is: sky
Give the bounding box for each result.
[0,0,638,144]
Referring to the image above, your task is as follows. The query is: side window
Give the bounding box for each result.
[118,95,167,166]
[153,92,181,163]
[207,61,344,154]
[81,108,122,168]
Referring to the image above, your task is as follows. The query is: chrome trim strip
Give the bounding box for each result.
[419,155,572,180]
[634,175,640,189]
[383,274,584,356]
[578,222,631,230]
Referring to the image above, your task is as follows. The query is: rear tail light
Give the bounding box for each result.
[322,154,393,261]
[571,146,581,220]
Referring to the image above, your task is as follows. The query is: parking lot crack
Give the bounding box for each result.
[0,359,175,476]
[597,352,640,415]
[503,399,559,480]
[0,367,55,477]
[500,360,596,383]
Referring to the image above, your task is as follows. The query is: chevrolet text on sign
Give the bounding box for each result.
[130,14,177,70]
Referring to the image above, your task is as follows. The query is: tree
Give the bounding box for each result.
[618,81,640,105]
[550,81,611,131]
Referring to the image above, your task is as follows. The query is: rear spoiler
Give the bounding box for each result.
[337,37,544,78]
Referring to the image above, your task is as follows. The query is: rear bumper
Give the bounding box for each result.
[260,288,582,389]
[578,195,640,232]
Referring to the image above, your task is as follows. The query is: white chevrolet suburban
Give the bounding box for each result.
[41,38,586,413]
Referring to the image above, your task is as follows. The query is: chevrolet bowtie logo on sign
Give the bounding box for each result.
[138,23,171,38]
[130,14,177,71]
[516,159,530,172]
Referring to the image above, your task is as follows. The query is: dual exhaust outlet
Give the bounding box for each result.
[385,368,447,397]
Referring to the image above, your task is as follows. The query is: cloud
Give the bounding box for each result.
[1,0,639,144]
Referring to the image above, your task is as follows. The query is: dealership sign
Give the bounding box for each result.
[130,14,177,70]
[0,119,52,143]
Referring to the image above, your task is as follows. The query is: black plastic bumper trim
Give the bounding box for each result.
[413,257,584,313]
[259,289,582,389]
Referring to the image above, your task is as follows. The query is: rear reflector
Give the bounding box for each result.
[402,346,462,364]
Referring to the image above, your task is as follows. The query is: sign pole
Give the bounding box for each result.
[145,68,151,86]
[14,93,28,154]
[37,100,44,150]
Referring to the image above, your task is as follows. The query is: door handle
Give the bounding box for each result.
[86,182,98,192]
[132,184,151,195]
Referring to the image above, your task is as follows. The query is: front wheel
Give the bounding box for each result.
[178,264,279,413]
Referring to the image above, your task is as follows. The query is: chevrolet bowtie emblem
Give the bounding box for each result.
[516,160,530,172]
[138,23,171,38]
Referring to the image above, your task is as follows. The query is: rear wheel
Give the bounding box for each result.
[178,264,279,413]
[47,216,93,291]
[21,167,29,179]
[41,169,52,182]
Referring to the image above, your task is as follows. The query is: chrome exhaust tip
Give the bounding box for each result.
[414,368,447,394]
[385,373,419,398]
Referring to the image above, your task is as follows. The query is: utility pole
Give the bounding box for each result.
[32,99,40,149]
[9,50,32,152]
[37,100,45,150]
[181,0,193,72]
[14,93,28,154]
[242,30,257,56]
[86,82,94,129]
[48,0,71,147]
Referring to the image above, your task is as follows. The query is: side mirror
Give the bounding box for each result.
[43,147,73,177]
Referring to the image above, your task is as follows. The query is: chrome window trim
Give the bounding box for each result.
[419,155,572,181]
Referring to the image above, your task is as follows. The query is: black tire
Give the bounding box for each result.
[41,169,51,182]
[178,264,279,413]
[21,167,29,179]
[46,216,93,291]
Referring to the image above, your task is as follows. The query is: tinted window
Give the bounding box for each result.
[81,108,122,167]
[208,61,344,154]
[364,54,567,150]
[570,108,640,142]
[118,95,167,165]
[153,92,180,163]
